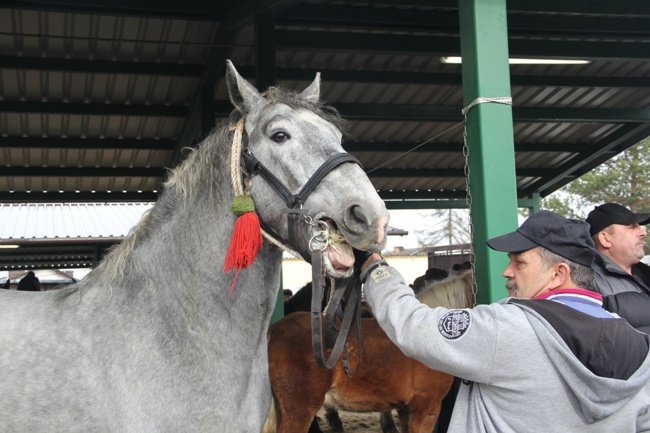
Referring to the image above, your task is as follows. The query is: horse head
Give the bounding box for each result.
[225,60,389,279]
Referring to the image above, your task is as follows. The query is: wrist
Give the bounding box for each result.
[360,258,388,284]
[360,253,384,271]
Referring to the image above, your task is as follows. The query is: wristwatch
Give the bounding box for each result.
[360,259,388,284]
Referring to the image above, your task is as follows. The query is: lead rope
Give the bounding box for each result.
[229,117,302,259]
[461,96,512,305]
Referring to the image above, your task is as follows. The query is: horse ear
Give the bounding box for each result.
[225,60,263,114]
[300,72,320,102]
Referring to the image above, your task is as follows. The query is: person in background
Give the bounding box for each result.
[410,267,449,294]
[586,202,650,333]
[17,271,42,292]
[283,289,293,302]
[452,261,472,275]
[358,210,650,433]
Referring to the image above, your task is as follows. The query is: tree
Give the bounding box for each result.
[415,208,471,247]
[543,137,650,218]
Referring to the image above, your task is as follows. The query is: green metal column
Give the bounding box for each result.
[458,0,518,304]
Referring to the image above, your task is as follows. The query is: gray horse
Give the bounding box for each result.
[0,61,389,432]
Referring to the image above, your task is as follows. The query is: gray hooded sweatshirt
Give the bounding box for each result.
[363,265,650,433]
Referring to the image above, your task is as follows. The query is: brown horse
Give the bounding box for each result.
[264,272,474,433]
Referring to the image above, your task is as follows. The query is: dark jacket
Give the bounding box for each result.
[16,272,42,291]
[592,252,650,333]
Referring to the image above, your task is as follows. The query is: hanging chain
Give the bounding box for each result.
[462,96,512,303]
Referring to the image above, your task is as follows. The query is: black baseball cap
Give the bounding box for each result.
[452,261,471,271]
[486,210,596,267]
[586,203,650,237]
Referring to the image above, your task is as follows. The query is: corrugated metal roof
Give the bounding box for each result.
[2,1,649,205]
[0,202,152,240]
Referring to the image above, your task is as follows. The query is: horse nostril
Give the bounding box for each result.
[343,204,370,235]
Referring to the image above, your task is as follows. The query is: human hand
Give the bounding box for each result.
[353,249,383,272]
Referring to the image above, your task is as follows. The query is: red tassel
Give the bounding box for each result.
[224,211,263,271]
[224,210,263,296]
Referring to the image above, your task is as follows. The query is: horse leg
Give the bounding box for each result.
[379,411,399,433]
[308,417,324,433]
[405,407,440,433]
[396,407,410,433]
[323,395,344,432]
[277,403,323,433]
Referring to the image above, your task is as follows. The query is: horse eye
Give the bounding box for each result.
[271,131,290,143]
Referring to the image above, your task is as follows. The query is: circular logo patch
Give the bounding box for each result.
[438,310,471,340]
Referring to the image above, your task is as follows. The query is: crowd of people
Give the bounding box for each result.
[358,202,650,432]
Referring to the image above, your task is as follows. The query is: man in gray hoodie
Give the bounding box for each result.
[360,210,650,432]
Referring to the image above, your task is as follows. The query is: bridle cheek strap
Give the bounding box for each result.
[241,149,363,209]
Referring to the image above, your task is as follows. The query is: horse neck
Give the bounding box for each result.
[416,275,473,309]
[83,126,283,304]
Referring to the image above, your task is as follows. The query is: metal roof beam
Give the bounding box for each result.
[385,200,469,210]
[214,100,650,123]
[349,105,650,123]
[0,55,202,76]
[515,107,650,123]
[0,192,158,202]
[274,30,650,60]
[237,67,650,89]
[369,168,547,178]
[278,4,650,36]
[0,137,176,150]
[0,0,228,20]
[345,142,591,153]
[0,101,187,117]
[380,190,467,200]
[339,0,650,17]
[6,102,643,137]
[234,66,650,88]
[0,167,164,177]
[277,4,459,30]
[520,122,650,197]
[505,0,650,17]
[511,76,650,88]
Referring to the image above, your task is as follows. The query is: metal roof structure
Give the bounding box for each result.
[1,0,649,269]
[0,202,152,269]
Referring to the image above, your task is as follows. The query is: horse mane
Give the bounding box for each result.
[416,272,475,309]
[78,113,241,290]
[164,112,240,201]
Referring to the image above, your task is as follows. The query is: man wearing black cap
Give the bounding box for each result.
[356,210,650,433]
[586,202,650,333]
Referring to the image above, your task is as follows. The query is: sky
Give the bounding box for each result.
[385,209,431,251]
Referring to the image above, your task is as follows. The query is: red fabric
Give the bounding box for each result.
[535,288,603,302]
[223,211,263,295]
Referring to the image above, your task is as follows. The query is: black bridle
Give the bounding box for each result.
[241,145,364,374]
[242,148,361,210]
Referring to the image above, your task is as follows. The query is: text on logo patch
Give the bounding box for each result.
[438,310,471,340]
